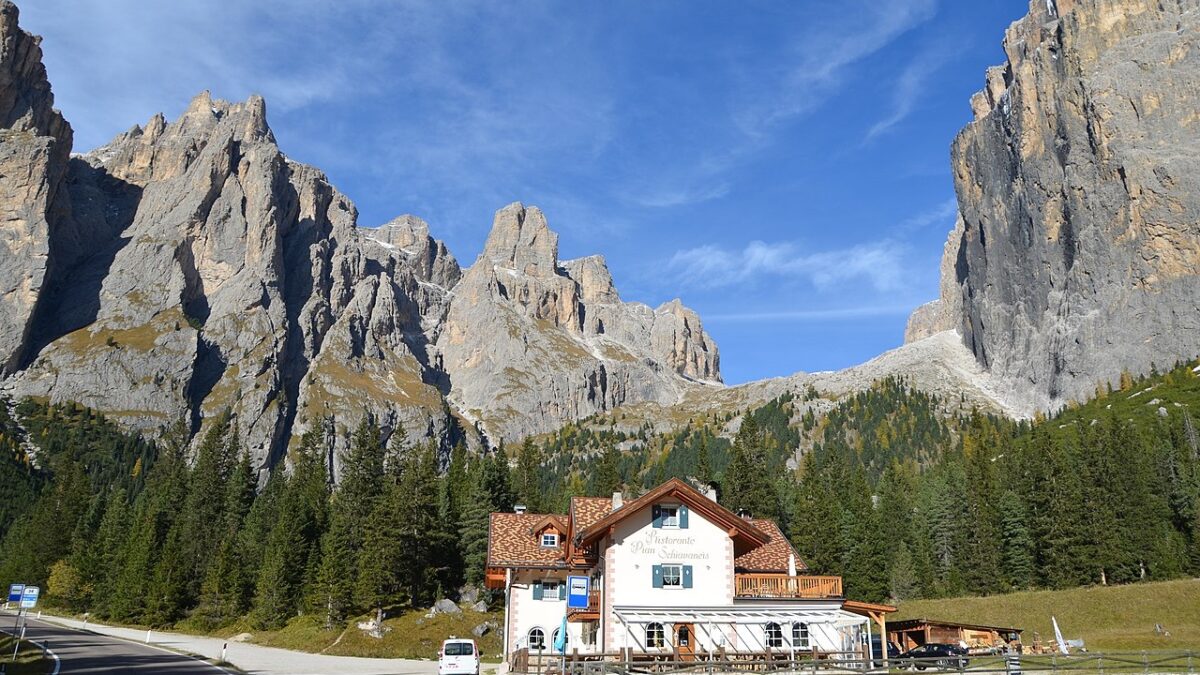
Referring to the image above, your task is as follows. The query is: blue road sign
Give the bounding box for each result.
[19,586,38,609]
[7,584,23,603]
[566,575,589,609]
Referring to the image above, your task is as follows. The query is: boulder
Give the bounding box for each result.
[432,598,462,615]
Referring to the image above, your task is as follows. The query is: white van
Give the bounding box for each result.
[439,637,481,675]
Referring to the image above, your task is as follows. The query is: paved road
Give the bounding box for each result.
[3,611,228,673]
[3,610,461,674]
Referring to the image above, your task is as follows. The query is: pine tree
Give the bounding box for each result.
[889,542,919,601]
[250,431,329,629]
[593,444,621,497]
[395,442,443,605]
[460,472,493,587]
[482,444,515,512]
[516,439,544,512]
[722,416,776,520]
[998,489,1035,590]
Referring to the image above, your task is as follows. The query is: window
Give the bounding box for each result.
[444,642,475,656]
[792,622,810,649]
[661,564,683,588]
[661,506,680,527]
[541,580,560,601]
[677,625,691,648]
[541,532,559,547]
[766,622,784,649]
[646,622,666,649]
[552,628,568,653]
[528,628,546,651]
[582,621,598,646]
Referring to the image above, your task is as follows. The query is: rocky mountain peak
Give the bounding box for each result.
[479,201,558,277]
[0,0,69,146]
[914,0,1200,413]
[562,255,619,305]
[368,214,461,289]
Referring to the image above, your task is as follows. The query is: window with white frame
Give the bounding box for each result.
[646,622,666,649]
[766,622,784,649]
[541,580,560,600]
[661,564,682,588]
[528,627,546,651]
[541,532,559,547]
[792,622,810,649]
[660,505,680,527]
[552,628,568,653]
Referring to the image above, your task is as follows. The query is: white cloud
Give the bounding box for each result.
[667,238,908,292]
[896,197,958,233]
[703,305,917,322]
[734,0,939,137]
[865,42,955,142]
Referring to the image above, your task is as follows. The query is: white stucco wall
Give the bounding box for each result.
[508,570,599,656]
[605,500,734,651]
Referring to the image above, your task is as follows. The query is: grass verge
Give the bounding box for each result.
[0,634,53,674]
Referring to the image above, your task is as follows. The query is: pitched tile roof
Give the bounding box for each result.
[487,512,567,568]
[486,480,808,573]
[570,496,612,531]
[733,518,806,573]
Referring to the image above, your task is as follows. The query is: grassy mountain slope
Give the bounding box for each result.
[894,578,1200,652]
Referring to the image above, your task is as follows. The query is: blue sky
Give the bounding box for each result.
[20,0,1025,384]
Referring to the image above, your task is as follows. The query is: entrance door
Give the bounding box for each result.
[676,624,695,661]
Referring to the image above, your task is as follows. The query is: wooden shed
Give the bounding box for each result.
[888,619,1022,654]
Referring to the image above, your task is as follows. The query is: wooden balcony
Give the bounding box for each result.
[734,574,842,599]
[567,590,602,620]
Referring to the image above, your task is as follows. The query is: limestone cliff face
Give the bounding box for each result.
[0,0,72,374]
[0,3,719,464]
[927,0,1200,410]
[904,215,964,344]
[437,203,720,440]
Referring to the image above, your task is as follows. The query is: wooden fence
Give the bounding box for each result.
[510,649,1199,674]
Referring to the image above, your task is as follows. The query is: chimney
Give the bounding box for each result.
[514,504,527,514]
[611,492,623,510]
[737,508,752,520]
[705,485,718,503]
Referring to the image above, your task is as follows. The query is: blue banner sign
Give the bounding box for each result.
[7,584,23,603]
[19,586,38,609]
[566,575,589,609]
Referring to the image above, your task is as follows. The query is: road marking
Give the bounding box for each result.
[4,611,232,674]
[0,624,61,674]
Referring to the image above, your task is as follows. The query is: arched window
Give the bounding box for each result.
[677,625,691,648]
[765,622,784,648]
[792,622,810,649]
[552,628,568,653]
[528,627,546,651]
[646,622,666,649]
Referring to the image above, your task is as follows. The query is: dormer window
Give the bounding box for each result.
[652,503,687,529]
[541,532,559,548]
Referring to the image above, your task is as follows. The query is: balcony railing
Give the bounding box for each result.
[567,590,602,616]
[734,574,842,599]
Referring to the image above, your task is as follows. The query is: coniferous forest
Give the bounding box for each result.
[1,361,1199,630]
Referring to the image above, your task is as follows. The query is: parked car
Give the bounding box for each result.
[868,635,903,666]
[439,637,481,675]
[897,643,969,671]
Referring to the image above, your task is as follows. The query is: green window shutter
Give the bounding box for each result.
[533,580,544,600]
[652,504,663,528]
[682,565,694,589]
[679,504,689,529]
[559,582,567,600]
[652,564,664,588]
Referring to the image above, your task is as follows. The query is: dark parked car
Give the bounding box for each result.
[897,643,970,670]
[868,635,902,666]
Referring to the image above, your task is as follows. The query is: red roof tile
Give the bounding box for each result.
[733,518,806,573]
[487,513,567,568]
